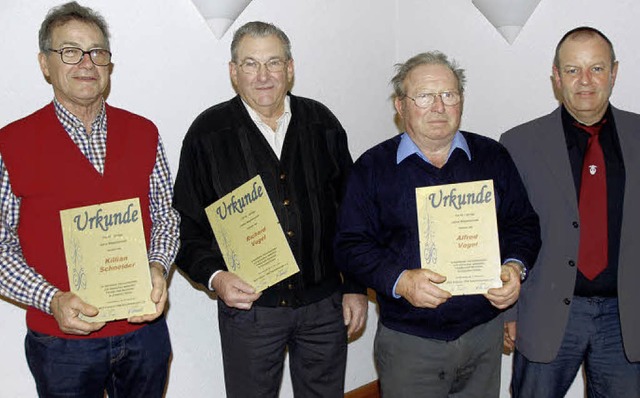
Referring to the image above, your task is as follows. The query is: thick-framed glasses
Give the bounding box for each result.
[405,91,461,108]
[236,58,288,74]
[48,47,112,66]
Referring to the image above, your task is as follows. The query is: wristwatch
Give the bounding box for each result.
[511,262,527,281]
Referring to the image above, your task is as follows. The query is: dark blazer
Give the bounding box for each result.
[500,105,640,362]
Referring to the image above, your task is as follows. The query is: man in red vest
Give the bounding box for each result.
[0,2,179,397]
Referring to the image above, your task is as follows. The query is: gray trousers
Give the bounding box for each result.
[218,292,347,398]
[375,315,503,398]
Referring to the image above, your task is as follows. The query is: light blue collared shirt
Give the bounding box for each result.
[396,131,471,165]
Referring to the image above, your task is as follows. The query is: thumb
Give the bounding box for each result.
[80,302,100,317]
[343,305,352,325]
[150,281,164,303]
[429,271,447,284]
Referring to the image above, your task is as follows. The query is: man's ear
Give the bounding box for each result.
[394,96,404,117]
[38,52,50,79]
[552,65,562,90]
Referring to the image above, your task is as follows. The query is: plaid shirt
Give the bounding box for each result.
[0,99,179,314]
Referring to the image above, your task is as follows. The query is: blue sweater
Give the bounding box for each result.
[334,132,540,340]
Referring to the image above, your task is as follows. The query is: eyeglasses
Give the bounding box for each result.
[236,58,288,74]
[405,91,461,108]
[48,47,112,66]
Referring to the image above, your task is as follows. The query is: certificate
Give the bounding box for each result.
[205,175,299,292]
[60,198,156,322]
[416,180,502,295]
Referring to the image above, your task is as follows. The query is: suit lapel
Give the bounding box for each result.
[533,108,579,211]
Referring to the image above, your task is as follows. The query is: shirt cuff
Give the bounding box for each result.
[43,285,61,315]
[208,270,223,291]
[392,270,407,299]
[503,258,524,267]
[148,254,171,276]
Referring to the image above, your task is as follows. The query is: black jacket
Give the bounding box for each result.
[173,94,365,307]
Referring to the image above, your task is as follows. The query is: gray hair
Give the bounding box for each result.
[230,21,292,62]
[391,51,466,98]
[553,26,616,70]
[39,1,110,52]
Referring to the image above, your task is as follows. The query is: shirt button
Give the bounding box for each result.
[568,260,576,267]
[563,298,571,305]
[572,221,579,228]
[283,199,290,206]
[280,173,286,180]
[287,230,295,237]
[288,283,294,290]
[280,299,287,306]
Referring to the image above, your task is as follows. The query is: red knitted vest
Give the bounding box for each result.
[0,103,158,338]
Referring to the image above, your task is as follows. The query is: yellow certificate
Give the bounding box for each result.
[416,180,502,295]
[60,198,155,322]
[205,175,299,292]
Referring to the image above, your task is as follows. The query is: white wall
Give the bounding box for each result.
[1,0,638,396]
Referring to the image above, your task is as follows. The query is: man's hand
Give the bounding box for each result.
[484,263,521,309]
[504,321,517,353]
[395,269,451,308]
[51,291,105,335]
[129,262,168,323]
[343,293,368,339]
[212,271,261,310]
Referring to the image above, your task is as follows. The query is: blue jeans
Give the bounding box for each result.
[512,297,640,398]
[25,317,171,398]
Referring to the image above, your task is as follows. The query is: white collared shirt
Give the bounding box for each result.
[241,96,292,159]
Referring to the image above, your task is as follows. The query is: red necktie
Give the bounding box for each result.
[575,120,608,280]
